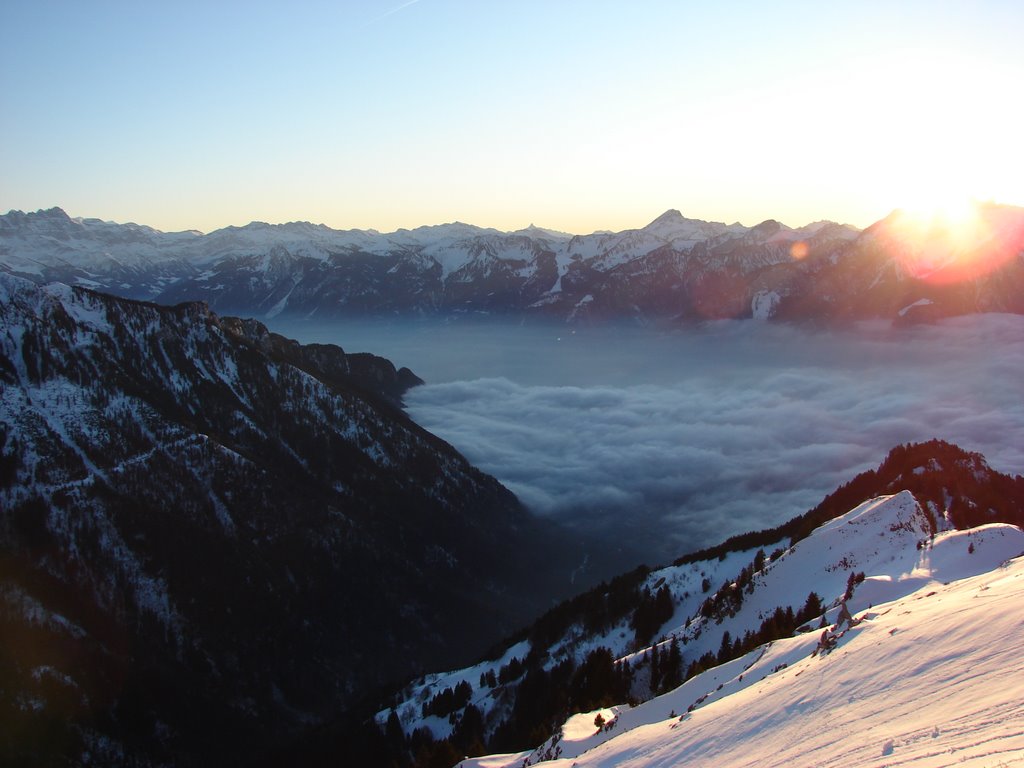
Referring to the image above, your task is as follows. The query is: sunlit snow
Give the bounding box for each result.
[453,494,1024,768]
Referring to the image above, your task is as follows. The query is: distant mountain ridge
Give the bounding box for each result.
[4,204,1022,324]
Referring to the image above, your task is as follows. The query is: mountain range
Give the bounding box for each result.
[3,205,1023,324]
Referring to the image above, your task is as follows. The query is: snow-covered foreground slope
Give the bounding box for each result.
[379,482,1024,767]
[460,499,1024,768]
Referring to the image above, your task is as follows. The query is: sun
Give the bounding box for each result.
[894,193,984,259]
[883,192,1022,285]
[899,191,977,233]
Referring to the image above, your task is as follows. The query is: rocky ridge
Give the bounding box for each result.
[0,272,588,766]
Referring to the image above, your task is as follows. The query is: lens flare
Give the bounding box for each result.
[883,199,1022,285]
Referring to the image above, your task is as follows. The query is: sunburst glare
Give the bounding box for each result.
[884,197,1022,284]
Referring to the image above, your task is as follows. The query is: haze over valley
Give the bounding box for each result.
[268,313,1024,564]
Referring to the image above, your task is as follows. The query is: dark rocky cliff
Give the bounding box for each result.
[0,274,578,766]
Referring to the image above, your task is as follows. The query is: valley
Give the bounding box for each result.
[268,313,1024,564]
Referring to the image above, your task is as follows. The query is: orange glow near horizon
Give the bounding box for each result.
[885,201,1023,285]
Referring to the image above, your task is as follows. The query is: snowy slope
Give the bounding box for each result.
[455,509,1024,768]
[473,531,1024,768]
[383,487,1024,766]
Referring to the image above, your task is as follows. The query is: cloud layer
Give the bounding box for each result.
[404,315,1024,565]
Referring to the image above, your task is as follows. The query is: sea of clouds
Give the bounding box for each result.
[271,314,1024,565]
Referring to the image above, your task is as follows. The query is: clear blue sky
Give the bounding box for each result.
[2,0,1022,233]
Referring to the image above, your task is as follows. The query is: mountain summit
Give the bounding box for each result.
[644,208,688,228]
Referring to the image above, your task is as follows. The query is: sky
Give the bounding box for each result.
[2,1,1023,234]
[271,314,1024,565]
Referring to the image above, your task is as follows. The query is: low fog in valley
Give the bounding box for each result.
[268,315,1024,565]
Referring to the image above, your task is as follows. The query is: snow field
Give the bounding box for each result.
[442,492,1024,767]
[538,553,1024,768]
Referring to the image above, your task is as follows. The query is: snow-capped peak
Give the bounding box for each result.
[512,224,574,240]
[644,209,688,230]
